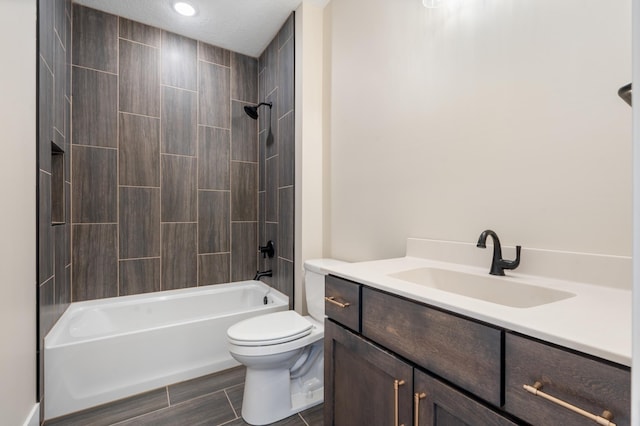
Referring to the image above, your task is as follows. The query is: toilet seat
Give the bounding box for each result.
[227,310,313,346]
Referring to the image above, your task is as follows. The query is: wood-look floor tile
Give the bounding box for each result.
[300,404,324,426]
[225,384,243,415]
[115,391,235,426]
[44,388,168,426]
[223,414,307,426]
[168,366,245,405]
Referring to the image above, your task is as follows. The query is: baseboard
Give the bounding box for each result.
[23,403,39,426]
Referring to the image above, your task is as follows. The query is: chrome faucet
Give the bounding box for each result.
[476,230,521,276]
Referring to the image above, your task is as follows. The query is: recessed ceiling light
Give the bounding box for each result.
[173,2,196,17]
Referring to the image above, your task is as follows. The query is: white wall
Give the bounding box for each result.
[631,0,639,420]
[295,1,327,313]
[326,0,633,261]
[0,0,37,424]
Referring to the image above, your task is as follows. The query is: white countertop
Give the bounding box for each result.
[323,255,632,366]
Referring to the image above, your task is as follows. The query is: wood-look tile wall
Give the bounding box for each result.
[70,5,277,301]
[37,0,73,414]
[258,14,296,307]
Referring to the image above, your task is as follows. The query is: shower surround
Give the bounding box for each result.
[68,5,295,302]
[37,3,295,421]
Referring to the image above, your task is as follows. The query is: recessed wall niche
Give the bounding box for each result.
[51,141,65,226]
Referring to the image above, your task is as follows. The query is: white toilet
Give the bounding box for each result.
[227,259,345,425]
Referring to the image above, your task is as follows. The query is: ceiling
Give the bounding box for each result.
[73,0,306,57]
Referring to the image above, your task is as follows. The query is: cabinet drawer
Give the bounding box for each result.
[325,275,360,332]
[505,333,630,426]
[361,287,502,407]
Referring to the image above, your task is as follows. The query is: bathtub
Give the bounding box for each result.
[44,280,288,420]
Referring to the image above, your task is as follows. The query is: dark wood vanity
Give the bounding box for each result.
[324,274,630,425]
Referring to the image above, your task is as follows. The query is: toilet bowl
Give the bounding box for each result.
[227,259,345,426]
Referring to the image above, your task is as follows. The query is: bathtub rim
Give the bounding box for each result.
[45,280,288,349]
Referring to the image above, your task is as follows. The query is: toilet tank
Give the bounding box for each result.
[304,259,348,322]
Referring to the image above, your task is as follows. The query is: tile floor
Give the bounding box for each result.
[43,366,323,426]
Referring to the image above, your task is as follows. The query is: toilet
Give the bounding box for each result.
[227,259,345,425]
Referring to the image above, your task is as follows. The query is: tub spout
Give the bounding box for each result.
[253,270,273,281]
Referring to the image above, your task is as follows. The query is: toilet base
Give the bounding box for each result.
[240,350,324,426]
[242,381,323,426]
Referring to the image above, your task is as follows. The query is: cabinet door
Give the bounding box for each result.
[414,370,518,426]
[362,287,503,406]
[325,319,413,426]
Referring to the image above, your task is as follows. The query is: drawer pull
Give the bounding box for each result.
[523,381,616,426]
[394,379,406,426]
[325,296,351,308]
[414,392,427,426]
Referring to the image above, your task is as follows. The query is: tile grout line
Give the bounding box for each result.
[299,412,311,426]
[223,388,238,419]
[196,49,200,287]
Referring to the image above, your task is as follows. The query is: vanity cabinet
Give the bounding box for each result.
[325,275,631,426]
[325,275,361,332]
[324,320,413,426]
[505,333,630,426]
[414,370,517,426]
[362,286,502,407]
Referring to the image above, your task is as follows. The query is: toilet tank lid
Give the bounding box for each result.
[303,259,348,275]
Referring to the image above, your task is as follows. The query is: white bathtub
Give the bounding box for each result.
[44,281,288,420]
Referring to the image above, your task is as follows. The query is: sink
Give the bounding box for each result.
[388,267,575,308]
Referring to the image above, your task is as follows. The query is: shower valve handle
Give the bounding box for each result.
[259,240,275,259]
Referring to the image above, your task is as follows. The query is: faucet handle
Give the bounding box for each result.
[258,240,275,259]
[501,245,521,270]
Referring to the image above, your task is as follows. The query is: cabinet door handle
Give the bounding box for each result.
[325,296,350,308]
[394,379,406,426]
[414,392,427,426]
[523,381,616,426]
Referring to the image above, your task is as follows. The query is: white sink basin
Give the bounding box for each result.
[388,267,575,308]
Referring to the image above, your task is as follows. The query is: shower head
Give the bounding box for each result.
[243,102,272,120]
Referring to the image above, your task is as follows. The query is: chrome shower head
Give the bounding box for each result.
[243,102,272,120]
